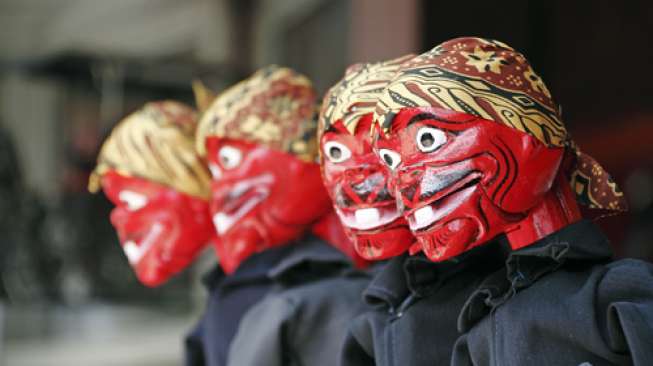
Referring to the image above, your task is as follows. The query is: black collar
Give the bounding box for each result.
[363,239,510,310]
[203,234,353,290]
[363,254,411,310]
[362,219,613,322]
[268,235,354,283]
[457,219,614,331]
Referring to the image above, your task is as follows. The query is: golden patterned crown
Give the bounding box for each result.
[89,101,211,199]
[374,37,566,147]
[318,54,415,138]
[196,65,319,162]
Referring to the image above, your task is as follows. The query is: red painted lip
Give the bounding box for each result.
[221,187,268,215]
[408,182,479,233]
[214,173,274,214]
[212,174,274,235]
[403,170,481,216]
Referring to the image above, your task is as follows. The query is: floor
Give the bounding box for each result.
[3,303,197,366]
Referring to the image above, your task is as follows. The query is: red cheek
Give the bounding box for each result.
[386,172,399,200]
[322,171,340,194]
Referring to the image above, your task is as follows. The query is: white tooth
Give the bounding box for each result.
[355,208,381,228]
[338,207,403,230]
[123,240,141,264]
[122,223,163,264]
[414,205,436,229]
[408,185,477,231]
[213,213,234,235]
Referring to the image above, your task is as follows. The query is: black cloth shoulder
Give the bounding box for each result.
[227,236,371,366]
[185,236,338,366]
[342,239,510,366]
[452,256,653,366]
[342,220,653,366]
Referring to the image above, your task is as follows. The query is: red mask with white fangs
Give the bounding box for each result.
[102,171,214,286]
[318,55,417,260]
[371,37,626,262]
[320,115,414,260]
[89,101,214,286]
[197,66,365,273]
[205,137,333,274]
[373,107,576,261]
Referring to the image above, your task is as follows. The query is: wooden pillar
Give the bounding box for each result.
[349,0,420,63]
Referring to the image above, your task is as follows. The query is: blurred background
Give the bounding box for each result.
[1,0,651,364]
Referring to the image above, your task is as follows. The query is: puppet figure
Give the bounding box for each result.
[190,66,368,366]
[89,101,213,287]
[195,65,362,272]
[341,37,653,366]
[372,37,626,261]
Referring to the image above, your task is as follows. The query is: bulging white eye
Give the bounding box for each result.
[218,146,242,169]
[378,149,401,170]
[416,127,447,152]
[119,190,148,211]
[323,141,351,163]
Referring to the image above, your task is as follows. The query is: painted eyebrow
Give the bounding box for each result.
[406,112,466,127]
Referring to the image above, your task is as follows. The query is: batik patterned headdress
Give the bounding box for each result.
[318,54,414,138]
[374,37,626,211]
[89,101,211,199]
[196,65,319,162]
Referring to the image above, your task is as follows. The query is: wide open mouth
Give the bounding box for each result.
[336,203,403,232]
[407,170,481,232]
[122,222,164,264]
[212,174,273,235]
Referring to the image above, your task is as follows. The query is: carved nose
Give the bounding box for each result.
[342,167,387,204]
[344,168,368,183]
[397,168,424,204]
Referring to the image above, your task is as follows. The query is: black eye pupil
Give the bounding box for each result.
[420,132,435,147]
[329,147,342,159]
[221,156,229,165]
[383,154,394,166]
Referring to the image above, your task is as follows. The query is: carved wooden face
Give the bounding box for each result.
[102,171,213,286]
[205,137,331,273]
[374,107,563,261]
[321,115,414,260]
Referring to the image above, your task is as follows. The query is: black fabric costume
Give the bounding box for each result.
[226,236,371,366]
[185,235,369,366]
[342,220,653,366]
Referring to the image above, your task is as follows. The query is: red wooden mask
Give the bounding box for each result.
[102,171,214,286]
[321,115,414,260]
[369,37,628,261]
[374,107,579,261]
[90,101,213,286]
[205,137,332,274]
